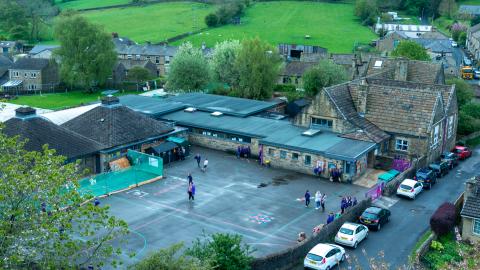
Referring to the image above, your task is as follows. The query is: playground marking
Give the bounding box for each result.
[126,189,149,197]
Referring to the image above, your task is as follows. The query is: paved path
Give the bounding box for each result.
[295,147,479,269]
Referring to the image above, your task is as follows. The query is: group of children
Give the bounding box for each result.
[303,190,327,212]
[340,196,357,214]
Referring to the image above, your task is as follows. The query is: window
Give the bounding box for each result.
[474,219,480,235]
[304,155,311,165]
[146,56,151,61]
[268,148,274,156]
[127,55,132,59]
[155,56,160,64]
[432,125,439,147]
[280,150,287,159]
[395,139,408,151]
[24,73,28,78]
[31,72,36,78]
[448,115,454,138]
[311,117,333,129]
[292,153,299,160]
[135,54,141,60]
[165,56,170,64]
[282,77,291,84]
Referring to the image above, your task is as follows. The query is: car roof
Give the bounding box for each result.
[401,179,417,186]
[365,206,382,214]
[417,167,431,173]
[442,152,454,156]
[455,146,467,150]
[309,243,336,256]
[341,222,362,230]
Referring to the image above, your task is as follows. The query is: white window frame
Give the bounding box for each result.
[155,56,160,64]
[31,72,37,79]
[432,125,439,147]
[448,115,454,138]
[473,218,480,235]
[127,55,132,60]
[395,139,408,151]
[280,150,287,159]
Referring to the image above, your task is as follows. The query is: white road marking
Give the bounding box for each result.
[373,196,399,209]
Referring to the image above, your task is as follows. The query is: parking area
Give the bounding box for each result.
[102,147,368,266]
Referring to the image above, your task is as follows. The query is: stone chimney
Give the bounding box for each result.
[101,95,120,107]
[15,106,36,118]
[356,79,368,114]
[394,59,409,81]
[465,176,480,199]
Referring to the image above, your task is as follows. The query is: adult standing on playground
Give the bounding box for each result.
[304,190,311,207]
[314,190,321,210]
[202,158,208,172]
[194,153,201,168]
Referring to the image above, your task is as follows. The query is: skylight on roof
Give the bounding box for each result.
[184,107,197,112]
[374,60,383,68]
[211,111,223,117]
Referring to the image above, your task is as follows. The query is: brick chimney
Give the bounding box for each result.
[101,95,120,107]
[394,59,409,81]
[15,106,36,118]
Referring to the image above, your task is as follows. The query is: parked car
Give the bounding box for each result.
[451,41,458,47]
[415,167,437,189]
[397,179,423,199]
[304,243,346,270]
[429,161,449,178]
[334,223,369,248]
[359,206,391,231]
[475,69,480,80]
[440,152,459,169]
[453,146,472,160]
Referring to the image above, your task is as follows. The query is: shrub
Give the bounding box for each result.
[273,84,296,93]
[430,203,457,236]
[205,13,219,27]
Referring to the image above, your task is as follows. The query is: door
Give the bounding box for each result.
[325,249,336,267]
[334,248,343,263]
[415,183,422,195]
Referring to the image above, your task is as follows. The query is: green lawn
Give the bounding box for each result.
[10,90,137,110]
[55,0,131,10]
[81,2,214,43]
[174,1,376,53]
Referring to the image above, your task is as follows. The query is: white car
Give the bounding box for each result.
[451,41,458,47]
[304,243,345,270]
[396,179,423,199]
[334,222,369,248]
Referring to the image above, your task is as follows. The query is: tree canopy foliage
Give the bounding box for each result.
[391,40,430,61]
[354,0,378,26]
[303,60,348,97]
[127,66,154,91]
[132,243,210,270]
[210,40,241,88]
[0,126,129,269]
[167,42,211,92]
[54,14,117,92]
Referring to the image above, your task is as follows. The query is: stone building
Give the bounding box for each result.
[461,176,480,243]
[112,59,158,85]
[467,23,480,62]
[2,58,59,93]
[278,44,328,62]
[278,61,316,88]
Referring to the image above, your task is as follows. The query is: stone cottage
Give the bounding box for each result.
[461,176,480,243]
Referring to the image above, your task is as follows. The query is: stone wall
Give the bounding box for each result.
[251,199,371,270]
[188,133,260,156]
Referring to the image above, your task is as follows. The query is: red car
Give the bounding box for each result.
[453,146,472,160]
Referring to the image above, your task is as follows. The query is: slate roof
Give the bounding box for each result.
[281,61,315,76]
[462,196,480,219]
[115,42,177,57]
[0,55,13,79]
[4,113,103,159]
[459,5,480,15]
[11,58,50,70]
[324,83,390,143]
[29,45,60,55]
[331,54,355,66]
[62,103,174,150]
[116,59,155,70]
[469,23,480,34]
[413,39,453,53]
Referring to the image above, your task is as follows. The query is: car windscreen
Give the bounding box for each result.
[306,253,324,262]
[362,212,378,219]
[339,227,354,235]
[400,184,412,190]
[416,175,427,180]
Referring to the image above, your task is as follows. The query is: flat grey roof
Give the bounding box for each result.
[160,110,376,161]
[119,95,186,117]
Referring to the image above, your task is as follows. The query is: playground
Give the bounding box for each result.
[101,147,369,266]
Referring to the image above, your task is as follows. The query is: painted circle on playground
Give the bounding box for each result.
[248,213,274,225]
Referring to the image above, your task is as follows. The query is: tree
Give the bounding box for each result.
[0,127,129,269]
[132,243,209,270]
[303,60,348,97]
[167,42,210,92]
[186,233,254,270]
[391,40,430,61]
[354,0,378,26]
[446,78,473,109]
[234,38,282,100]
[471,16,480,26]
[0,0,29,40]
[210,40,241,88]
[430,203,457,236]
[205,13,219,27]
[54,15,117,92]
[127,66,153,91]
[438,0,457,18]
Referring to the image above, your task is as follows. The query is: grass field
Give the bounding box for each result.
[10,90,137,110]
[81,2,214,43]
[55,0,130,10]
[174,1,376,53]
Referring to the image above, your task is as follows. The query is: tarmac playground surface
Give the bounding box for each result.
[102,147,369,266]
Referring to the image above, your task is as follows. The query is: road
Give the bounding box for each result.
[295,147,479,269]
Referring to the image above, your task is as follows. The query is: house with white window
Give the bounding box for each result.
[461,176,480,243]
[2,57,59,94]
[294,57,457,165]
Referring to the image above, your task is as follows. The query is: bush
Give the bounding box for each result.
[273,84,296,93]
[205,13,219,27]
[430,203,457,236]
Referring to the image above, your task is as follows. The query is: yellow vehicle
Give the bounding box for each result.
[461,66,474,80]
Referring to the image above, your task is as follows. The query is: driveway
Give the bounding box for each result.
[101,147,368,267]
[294,147,479,269]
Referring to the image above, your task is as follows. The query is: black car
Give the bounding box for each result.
[415,168,437,189]
[429,161,449,178]
[440,152,459,169]
[359,207,391,231]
